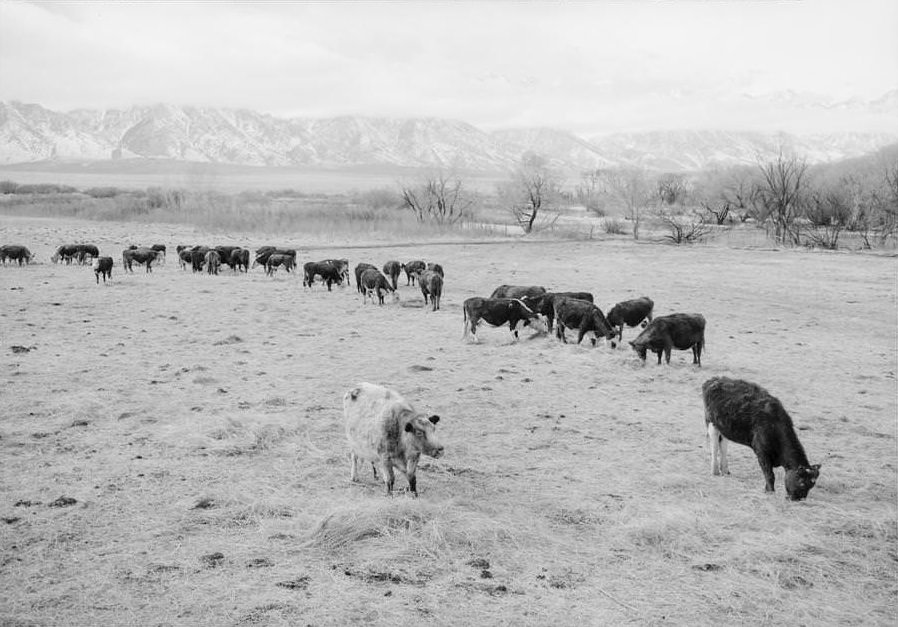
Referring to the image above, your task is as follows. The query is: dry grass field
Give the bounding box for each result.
[1,216,896,626]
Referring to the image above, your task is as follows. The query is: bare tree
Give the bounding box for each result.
[657,208,712,244]
[590,167,655,240]
[756,151,809,245]
[871,154,898,244]
[656,173,690,207]
[399,172,476,225]
[804,185,852,249]
[498,153,563,234]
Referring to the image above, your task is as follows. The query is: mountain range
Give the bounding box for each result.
[1,101,896,173]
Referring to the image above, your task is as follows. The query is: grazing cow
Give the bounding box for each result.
[266,253,295,276]
[229,248,250,273]
[360,268,398,305]
[214,245,241,268]
[523,291,594,333]
[462,297,547,343]
[383,260,402,290]
[1,245,33,265]
[553,296,616,347]
[702,377,821,500]
[418,269,443,311]
[254,247,296,270]
[150,244,166,263]
[52,243,96,264]
[607,297,655,343]
[322,258,351,286]
[122,247,157,273]
[629,313,706,365]
[343,382,444,496]
[93,256,113,284]
[426,262,444,278]
[354,262,378,294]
[490,285,547,301]
[190,249,207,273]
[404,260,426,285]
[51,244,78,264]
[303,261,343,290]
[178,248,193,270]
[205,250,221,275]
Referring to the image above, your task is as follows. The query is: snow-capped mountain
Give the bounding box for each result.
[0,101,895,172]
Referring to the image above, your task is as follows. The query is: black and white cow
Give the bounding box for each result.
[360,268,398,305]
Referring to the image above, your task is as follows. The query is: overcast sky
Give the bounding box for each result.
[1,0,896,135]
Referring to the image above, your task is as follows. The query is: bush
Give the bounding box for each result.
[14,183,78,195]
[0,180,18,194]
[603,217,628,235]
[84,186,121,199]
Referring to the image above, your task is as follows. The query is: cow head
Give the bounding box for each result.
[403,414,444,458]
[784,464,821,501]
[629,340,648,361]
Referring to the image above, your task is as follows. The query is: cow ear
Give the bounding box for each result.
[347,387,360,401]
[404,422,414,433]
[428,415,440,424]
[810,464,821,472]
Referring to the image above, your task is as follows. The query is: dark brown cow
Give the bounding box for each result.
[266,253,295,276]
[360,268,397,305]
[462,297,547,343]
[606,297,655,343]
[490,285,547,301]
[404,260,426,285]
[383,260,402,290]
[354,262,378,294]
[1,245,33,265]
[553,297,616,347]
[122,247,157,273]
[418,269,443,311]
[205,250,221,275]
[93,256,113,283]
[322,258,351,286]
[703,377,821,500]
[629,313,706,365]
[304,261,343,290]
[523,291,594,333]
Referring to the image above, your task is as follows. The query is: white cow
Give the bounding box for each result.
[343,382,444,496]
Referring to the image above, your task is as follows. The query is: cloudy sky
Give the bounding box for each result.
[1,0,896,135]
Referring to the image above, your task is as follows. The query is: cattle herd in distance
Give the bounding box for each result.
[1,240,821,502]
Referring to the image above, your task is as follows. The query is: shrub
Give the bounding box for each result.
[603,217,628,235]
[0,180,18,194]
[84,186,121,199]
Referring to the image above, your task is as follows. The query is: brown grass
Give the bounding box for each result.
[1,215,896,625]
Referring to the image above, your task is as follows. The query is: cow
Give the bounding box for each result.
[343,382,444,496]
[489,285,547,301]
[606,297,655,344]
[360,268,398,305]
[93,256,113,284]
[254,247,296,270]
[629,313,706,365]
[150,244,166,264]
[523,291,594,333]
[52,243,97,265]
[404,260,426,285]
[205,250,221,275]
[1,245,33,265]
[417,269,443,311]
[303,261,343,290]
[462,297,547,343]
[266,253,295,276]
[354,262,378,294]
[122,247,157,273]
[553,296,617,347]
[702,376,821,500]
[322,258,351,286]
[383,260,402,290]
[229,248,250,273]
[426,262,444,278]
[214,245,241,268]
[190,249,207,273]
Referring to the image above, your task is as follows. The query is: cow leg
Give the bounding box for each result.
[664,346,672,364]
[694,341,703,366]
[381,461,396,495]
[719,437,729,475]
[757,456,776,493]
[405,458,419,496]
[371,463,378,479]
[707,422,721,475]
[349,452,359,482]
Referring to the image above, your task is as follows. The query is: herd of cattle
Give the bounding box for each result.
[3,239,820,501]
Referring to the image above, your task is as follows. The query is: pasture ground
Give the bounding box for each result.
[1,216,896,626]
